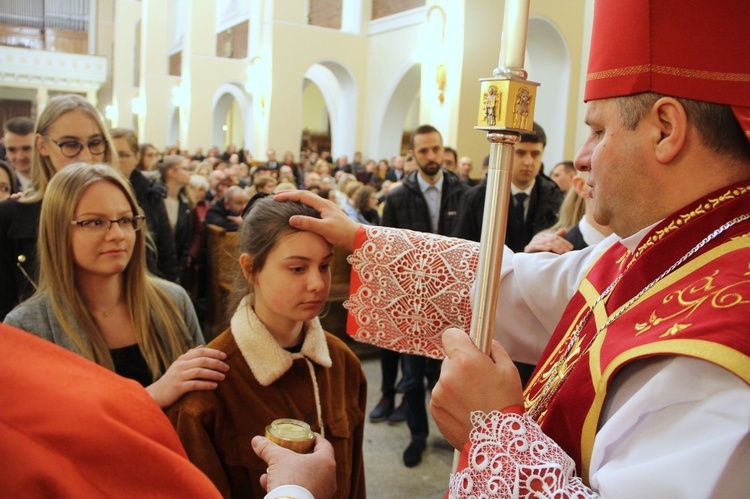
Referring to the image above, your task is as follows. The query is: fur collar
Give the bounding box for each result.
[230,296,332,386]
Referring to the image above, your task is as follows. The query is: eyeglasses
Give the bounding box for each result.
[71,215,146,233]
[47,135,108,158]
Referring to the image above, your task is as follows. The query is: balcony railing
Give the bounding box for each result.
[0,45,106,92]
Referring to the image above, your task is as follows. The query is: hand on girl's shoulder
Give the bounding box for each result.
[147,346,230,409]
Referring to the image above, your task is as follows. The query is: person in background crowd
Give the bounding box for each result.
[314,159,332,177]
[0,159,20,201]
[351,185,380,226]
[205,185,249,232]
[192,147,205,161]
[3,117,35,192]
[195,162,213,179]
[442,146,458,173]
[282,150,303,186]
[265,148,279,169]
[137,143,159,171]
[111,128,180,282]
[221,144,237,163]
[454,122,562,250]
[3,164,228,409]
[304,171,322,190]
[369,159,390,191]
[254,175,278,195]
[378,124,468,467]
[347,151,365,177]
[403,154,418,175]
[275,181,298,194]
[525,171,612,253]
[385,155,406,182]
[549,160,577,194]
[456,156,477,186]
[453,123,563,386]
[0,94,117,321]
[206,169,227,202]
[157,155,193,280]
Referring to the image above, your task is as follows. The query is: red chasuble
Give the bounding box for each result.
[0,324,221,497]
[525,182,750,480]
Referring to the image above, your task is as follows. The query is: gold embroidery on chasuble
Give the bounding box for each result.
[524,182,750,481]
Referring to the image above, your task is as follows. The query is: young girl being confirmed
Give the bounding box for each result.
[168,197,366,498]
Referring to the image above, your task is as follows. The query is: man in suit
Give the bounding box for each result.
[453,123,562,386]
[454,122,562,250]
[380,124,467,467]
[385,155,406,182]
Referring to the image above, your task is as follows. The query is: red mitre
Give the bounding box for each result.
[584,0,750,140]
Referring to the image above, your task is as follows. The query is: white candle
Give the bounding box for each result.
[499,0,530,68]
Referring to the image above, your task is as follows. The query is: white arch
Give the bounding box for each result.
[210,82,253,150]
[302,60,357,159]
[527,16,571,170]
[371,61,421,159]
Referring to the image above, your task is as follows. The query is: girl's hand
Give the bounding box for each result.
[146,346,229,409]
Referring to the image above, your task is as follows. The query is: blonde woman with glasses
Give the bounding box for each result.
[4,164,229,409]
[0,94,116,320]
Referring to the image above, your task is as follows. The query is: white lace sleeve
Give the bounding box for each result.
[345,226,480,358]
[450,411,598,499]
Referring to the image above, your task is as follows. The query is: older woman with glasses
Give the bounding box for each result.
[0,94,116,320]
[4,164,229,409]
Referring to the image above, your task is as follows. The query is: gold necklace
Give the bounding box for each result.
[527,212,750,421]
[92,301,124,318]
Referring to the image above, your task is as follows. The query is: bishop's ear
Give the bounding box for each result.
[651,97,688,164]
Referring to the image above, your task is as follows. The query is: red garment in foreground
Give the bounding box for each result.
[0,323,220,498]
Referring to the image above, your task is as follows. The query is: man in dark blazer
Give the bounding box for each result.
[453,123,562,387]
[380,124,468,468]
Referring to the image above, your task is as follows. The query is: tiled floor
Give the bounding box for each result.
[360,354,454,498]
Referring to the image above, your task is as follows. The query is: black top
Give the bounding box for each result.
[563,223,589,250]
[0,199,41,320]
[205,197,240,232]
[130,170,181,282]
[110,343,154,387]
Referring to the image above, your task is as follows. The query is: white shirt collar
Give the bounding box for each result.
[618,220,661,253]
[578,217,608,247]
[417,169,444,194]
[511,179,535,196]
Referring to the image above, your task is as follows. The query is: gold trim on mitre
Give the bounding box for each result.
[587,64,750,83]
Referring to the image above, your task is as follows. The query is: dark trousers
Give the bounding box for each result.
[379,348,401,397]
[402,353,441,442]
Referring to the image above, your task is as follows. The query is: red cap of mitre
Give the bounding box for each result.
[584,0,750,140]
